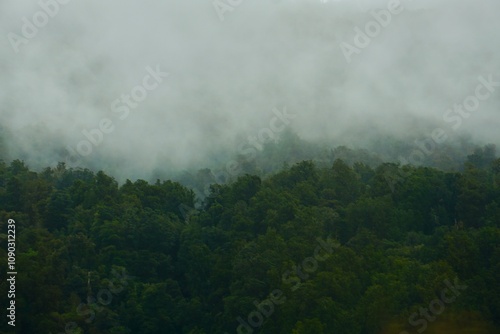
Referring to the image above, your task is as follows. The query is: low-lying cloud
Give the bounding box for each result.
[0,0,499,181]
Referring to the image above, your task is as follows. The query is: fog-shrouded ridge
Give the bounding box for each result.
[0,0,499,182]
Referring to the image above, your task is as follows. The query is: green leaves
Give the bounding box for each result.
[2,155,500,333]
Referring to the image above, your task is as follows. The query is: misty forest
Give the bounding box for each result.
[1,1,500,334]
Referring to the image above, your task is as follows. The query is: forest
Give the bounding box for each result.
[1,0,500,333]
[0,143,499,334]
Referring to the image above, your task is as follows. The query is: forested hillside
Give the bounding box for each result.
[1,149,500,333]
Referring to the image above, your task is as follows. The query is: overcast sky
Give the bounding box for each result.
[1,0,499,180]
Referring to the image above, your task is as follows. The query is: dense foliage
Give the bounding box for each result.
[1,147,500,333]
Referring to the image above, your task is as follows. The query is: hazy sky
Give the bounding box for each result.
[1,0,499,180]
